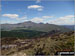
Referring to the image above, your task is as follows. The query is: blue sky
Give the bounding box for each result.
[1,0,74,25]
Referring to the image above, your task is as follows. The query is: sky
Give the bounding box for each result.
[1,0,74,25]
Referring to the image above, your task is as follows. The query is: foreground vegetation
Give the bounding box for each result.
[1,31,74,55]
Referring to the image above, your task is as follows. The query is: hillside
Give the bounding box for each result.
[1,31,74,55]
[1,29,46,38]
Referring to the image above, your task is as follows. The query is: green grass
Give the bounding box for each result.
[1,29,46,38]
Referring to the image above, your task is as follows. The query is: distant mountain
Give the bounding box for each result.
[62,25,74,30]
[1,21,72,32]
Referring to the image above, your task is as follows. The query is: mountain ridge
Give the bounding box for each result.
[1,21,72,32]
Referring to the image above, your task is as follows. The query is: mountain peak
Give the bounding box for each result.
[22,21,35,24]
[25,21,33,23]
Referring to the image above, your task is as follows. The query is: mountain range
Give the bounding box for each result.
[1,21,73,32]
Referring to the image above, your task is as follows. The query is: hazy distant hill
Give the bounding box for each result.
[1,21,72,32]
[62,25,74,30]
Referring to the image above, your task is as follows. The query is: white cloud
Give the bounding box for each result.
[2,14,27,20]
[42,16,54,19]
[28,5,43,11]
[2,14,19,19]
[17,16,27,20]
[1,14,28,24]
[28,5,42,9]
[30,17,43,23]
[2,14,28,24]
[30,16,54,23]
[48,15,74,25]
[2,14,74,25]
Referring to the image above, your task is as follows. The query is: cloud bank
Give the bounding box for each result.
[2,14,74,25]
[48,15,74,25]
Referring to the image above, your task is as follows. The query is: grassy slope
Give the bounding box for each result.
[1,29,46,38]
[1,31,74,55]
